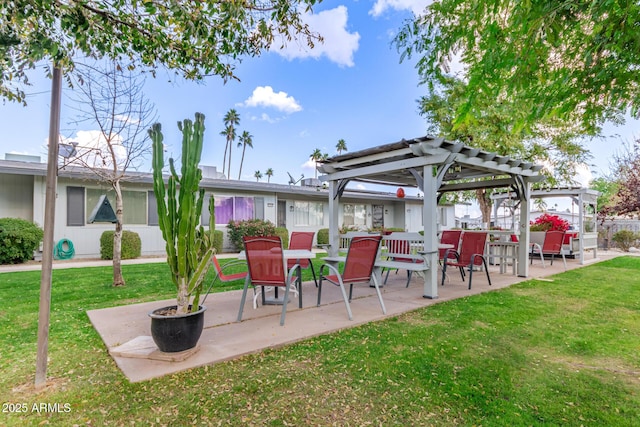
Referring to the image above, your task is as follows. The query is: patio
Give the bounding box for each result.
[87,253,611,383]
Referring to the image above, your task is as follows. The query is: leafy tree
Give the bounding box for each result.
[418,77,589,222]
[394,0,639,135]
[590,176,619,219]
[606,139,640,216]
[265,167,274,183]
[222,109,241,179]
[237,130,253,180]
[254,170,263,181]
[336,138,347,154]
[66,62,156,287]
[1,1,322,104]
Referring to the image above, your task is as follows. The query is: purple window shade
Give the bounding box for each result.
[235,197,254,221]
[215,197,233,224]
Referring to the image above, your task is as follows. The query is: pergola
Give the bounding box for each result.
[491,187,599,264]
[318,136,545,299]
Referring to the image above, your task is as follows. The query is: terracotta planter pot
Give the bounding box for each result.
[149,305,206,353]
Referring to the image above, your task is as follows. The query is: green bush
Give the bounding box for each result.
[611,229,639,252]
[317,228,329,245]
[100,230,142,260]
[275,227,289,248]
[0,217,44,264]
[211,229,224,254]
[227,219,277,251]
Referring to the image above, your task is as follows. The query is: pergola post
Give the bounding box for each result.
[327,180,340,257]
[517,182,531,277]
[423,166,439,299]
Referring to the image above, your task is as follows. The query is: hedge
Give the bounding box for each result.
[0,217,44,264]
[100,230,142,260]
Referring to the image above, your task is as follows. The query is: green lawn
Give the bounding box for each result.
[1,256,640,426]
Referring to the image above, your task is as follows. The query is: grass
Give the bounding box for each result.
[1,256,640,426]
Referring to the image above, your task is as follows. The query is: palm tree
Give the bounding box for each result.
[310,148,323,179]
[265,167,274,183]
[219,125,235,178]
[254,170,263,182]
[222,109,240,179]
[237,130,253,180]
[336,138,347,155]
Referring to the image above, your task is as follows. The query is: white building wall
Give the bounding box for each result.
[0,174,34,221]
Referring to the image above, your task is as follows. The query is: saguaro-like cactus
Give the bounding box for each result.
[150,113,215,314]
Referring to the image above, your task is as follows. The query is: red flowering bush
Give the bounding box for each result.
[530,213,570,232]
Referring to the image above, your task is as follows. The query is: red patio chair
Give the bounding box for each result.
[439,230,462,262]
[287,231,318,287]
[530,230,566,269]
[441,231,492,289]
[317,235,385,320]
[237,236,302,326]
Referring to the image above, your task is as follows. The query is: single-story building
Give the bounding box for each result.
[0,154,456,259]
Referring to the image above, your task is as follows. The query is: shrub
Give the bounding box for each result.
[211,229,224,254]
[227,219,276,251]
[274,227,289,248]
[611,230,639,252]
[530,213,570,232]
[0,217,44,264]
[317,228,329,245]
[100,230,141,260]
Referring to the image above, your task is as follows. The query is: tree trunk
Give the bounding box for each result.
[112,181,126,287]
[238,146,246,179]
[476,188,493,227]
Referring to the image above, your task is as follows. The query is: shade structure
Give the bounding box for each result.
[318,136,545,299]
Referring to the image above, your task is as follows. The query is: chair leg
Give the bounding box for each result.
[280,285,290,326]
[317,278,323,306]
[237,276,252,322]
[406,270,412,288]
[482,256,492,287]
[384,268,391,284]
[297,273,303,309]
[337,279,353,320]
[309,260,319,287]
[371,275,387,315]
[441,262,448,286]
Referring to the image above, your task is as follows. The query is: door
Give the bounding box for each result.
[277,200,286,228]
[372,204,384,229]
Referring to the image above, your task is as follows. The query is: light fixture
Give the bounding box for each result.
[289,205,294,212]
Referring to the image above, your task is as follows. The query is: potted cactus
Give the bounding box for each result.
[148,113,215,353]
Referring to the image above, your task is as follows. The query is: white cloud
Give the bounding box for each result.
[301,159,316,171]
[370,0,432,17]
[242,86,302,113]
[276,6,360,67]
[61,130,126,168]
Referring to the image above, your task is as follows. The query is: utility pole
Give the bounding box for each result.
[35,66,62,390]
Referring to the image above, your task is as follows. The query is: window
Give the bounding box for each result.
[210,196,256,225]
[67,186,85,226]
[293,201,324,226]
[343,204,366,227]
[86,188,147,224]
[148,191,158,226]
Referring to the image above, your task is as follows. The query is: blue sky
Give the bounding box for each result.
[0,0,637,198]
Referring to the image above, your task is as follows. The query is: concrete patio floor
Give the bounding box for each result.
[85,251,616,383]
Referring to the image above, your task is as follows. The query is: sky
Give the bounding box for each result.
[0,0,637,214]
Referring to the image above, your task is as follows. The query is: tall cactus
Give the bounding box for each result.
[150,113,215,314]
